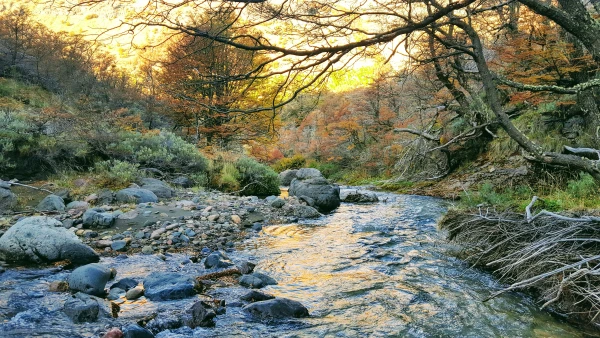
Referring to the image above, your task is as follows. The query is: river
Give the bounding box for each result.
[0,191,595,337]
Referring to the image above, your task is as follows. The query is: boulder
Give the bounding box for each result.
[143,272,196,301]
[145,315,182,334]
[240,290,275,302]
[66,201,89,210]
[0,307,79,337]
[278,169,298,187]
[55,189,72,204]
[0,216,99,264]
[83,208,115,228]
[237,261,256,274]
[125,287,144,300]
[289,177,340,212]
[295,168,323,180]
[68,263,113,296]
[63,292,111,323]
[284,204,321,219]
[204,251,234,269]
[0,180,11,189]
[115,188,158,204]
[340,189,379,203]
[110,278,138,291]
[171,176,193,188]
[111,240,128,252]
[107,287,125,301]
[242,298,309,319]
[122,324,154,338]
[36,194,65,212]
[0,188,17,213]
[138,178,175,199]
[270,197,286,208]
[97,189,115,205]
[239,272,277,289]
[182,301,216,328]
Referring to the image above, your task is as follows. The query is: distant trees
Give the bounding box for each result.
[157,11,279,147]
[57,0,600,179]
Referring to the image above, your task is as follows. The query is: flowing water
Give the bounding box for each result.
[0,191,596,337]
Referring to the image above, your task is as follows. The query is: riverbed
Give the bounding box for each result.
[0,191,595,337]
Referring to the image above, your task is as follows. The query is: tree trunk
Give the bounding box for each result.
[454,20,600,180]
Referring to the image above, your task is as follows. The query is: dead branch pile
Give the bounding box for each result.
[441,203,600,323]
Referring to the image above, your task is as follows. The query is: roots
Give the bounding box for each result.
[441,204,600,323]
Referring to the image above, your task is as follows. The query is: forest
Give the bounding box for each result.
[1,0,600,336]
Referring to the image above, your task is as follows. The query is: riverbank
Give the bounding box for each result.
[351,161,600,331]
[0,189,595,337]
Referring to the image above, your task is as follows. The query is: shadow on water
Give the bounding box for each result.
[0,191,598,337]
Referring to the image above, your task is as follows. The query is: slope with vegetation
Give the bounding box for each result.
[4,0,600,328]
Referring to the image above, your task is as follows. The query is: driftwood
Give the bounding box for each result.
[563,145,600,160]
[442,199,600,322]
[6,181,54,194]
[196,267,241,281]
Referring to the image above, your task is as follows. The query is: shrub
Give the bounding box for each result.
[218,162,240,191]
[567,173,597,198]
[272,154,306,172]
[235,157,280,196]
[103,131,209,174]
[93,160,143,188]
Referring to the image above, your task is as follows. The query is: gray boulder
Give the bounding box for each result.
[295,168,323,180]
[66,201,89,210]
[82,208,115,228]
[204,251,234,269]
[171,176,193,188]
[139,178,175,199]
[115,188,158,204]
[0,216,99,264]
[340,189,379,203]
[0,188,17,213]
[0,180,10,189]
[97,189,114,205]
[242,298,309,319]
[239,272,278,289]
[63,292,111,323]
[36,194,65,212]
[289,177,340,212]
[143,272,196,301]
[68,263,112,296]
[240,290,275,302]
[55,189,72,204]
[270,197,286,208]
[183,301,216,328]
[122,324,154,338]
[284,204,321,219]
[110,277,138,291]
[278,169,298,186]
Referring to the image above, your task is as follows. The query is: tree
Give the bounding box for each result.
[157,10,279,147]
[69,0,600,179]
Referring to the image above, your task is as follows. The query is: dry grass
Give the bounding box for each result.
[441,209,600,324]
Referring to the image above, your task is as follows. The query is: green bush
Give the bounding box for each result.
[93,160,143,188]
[218,162,240,191]
[307,161,341,179]
[235,157,280,196]
[104,131,209,174]
[567,173,597,198]
[272,154,306,172]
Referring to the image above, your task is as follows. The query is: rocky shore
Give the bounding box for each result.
[0,169,379,337]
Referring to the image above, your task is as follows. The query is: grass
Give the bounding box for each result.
[457,173,600,212]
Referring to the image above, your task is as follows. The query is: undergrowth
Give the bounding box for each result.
[458,173,600,212]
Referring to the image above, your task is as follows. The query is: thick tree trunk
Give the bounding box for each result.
[454,20,600,180]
